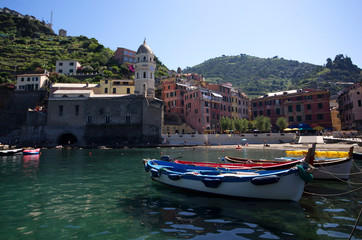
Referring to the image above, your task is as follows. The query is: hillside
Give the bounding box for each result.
[184,54,362,97]
[0,10,169,84]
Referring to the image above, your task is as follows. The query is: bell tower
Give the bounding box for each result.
[134,39,156,98]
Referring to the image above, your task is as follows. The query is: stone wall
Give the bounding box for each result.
[161,133,297,145]
[0,88,46,141]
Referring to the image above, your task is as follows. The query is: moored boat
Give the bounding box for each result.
[224,146,354,180]
[144,159,312,201]
[353,152,362,160]
[174,159,302,170]
[23,148,41,155]
[0,148,23,156]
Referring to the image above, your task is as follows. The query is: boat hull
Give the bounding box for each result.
[312,158,352,180]
[145,160,307,201]
[0,148,23,156]
[23,148,40,155]
[224,156,352,180]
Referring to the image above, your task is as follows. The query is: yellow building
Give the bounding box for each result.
[99,79,134,94]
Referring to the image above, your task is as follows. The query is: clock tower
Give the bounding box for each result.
[134,39,156,98]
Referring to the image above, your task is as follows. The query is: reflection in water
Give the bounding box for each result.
[119,186,320,239]
[22,154,40,176]
[0,155,23,174]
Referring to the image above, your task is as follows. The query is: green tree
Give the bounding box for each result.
[276,117,288,132]
[255,116,271,132]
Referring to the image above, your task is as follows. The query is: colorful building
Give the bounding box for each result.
[184,88,223,133]
[99,79,134,94]
[337,82,362,130]
[113,47,137,65]
[251,89,333,130]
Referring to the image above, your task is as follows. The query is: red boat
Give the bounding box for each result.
[173,144,316,171]
[174,158,303,170]
[23,148,41,155]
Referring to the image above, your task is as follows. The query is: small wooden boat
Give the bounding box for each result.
[0,148,23,156]
[224,146,354,180]
[144,159,312,201]
[174,159,303,170]
[23,148,41,155]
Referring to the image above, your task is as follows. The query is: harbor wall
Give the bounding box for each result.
[161,133,296,146]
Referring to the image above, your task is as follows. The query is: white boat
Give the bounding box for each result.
[144,160,312,202]
[0,148,23,156]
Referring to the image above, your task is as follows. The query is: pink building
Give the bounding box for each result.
[184,88,222,133]
[337,82,362,130]
[162,78,190,123]
[205,84,233,119]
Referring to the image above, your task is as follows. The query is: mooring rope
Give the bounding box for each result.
[303,186,362,197]
[349,207,362,240]
[352,159,362,171]
[315,164,362,185]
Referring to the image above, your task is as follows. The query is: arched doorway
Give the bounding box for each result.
[57,133,78,145]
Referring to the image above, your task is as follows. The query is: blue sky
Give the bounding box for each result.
[2,0,362,70]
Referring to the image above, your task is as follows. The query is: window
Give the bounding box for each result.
[288,106,293,112]
[276,108,280,115]
[21,77,24,81]
[317,114,324,120]
[143,72,146,78]
[126,116,130,123]
[306,114,312,120]
[59,62,63,66]
[306,104,311,110]
[113,88,116,94]
[259,110,263,115]
[105,88,108,93]
[59,105,63,116]
[296,105,301,112]
[289,116,294,122]
[75,105,79,116]
[105,80,108,84]
[59,69,63,73]
[318,103,323,109]
[297,116,302,122]
[358,100,361,107]
[127,88,130,94]
[195,109,198,114]
[206,116,209,123]
[267,109,271,115]
[27,77,30,81]
[69,69,73,73]
[106,115,110,123]
[136,73,139,79]
[69,62,74,66]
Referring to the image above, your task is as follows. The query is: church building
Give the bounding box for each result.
[43,40,164,147]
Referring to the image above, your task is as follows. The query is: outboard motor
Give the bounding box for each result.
[160,155,173,162]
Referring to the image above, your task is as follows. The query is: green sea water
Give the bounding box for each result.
[0,147,361,239]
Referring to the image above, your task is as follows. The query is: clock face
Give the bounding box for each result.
[149,66,154,71]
